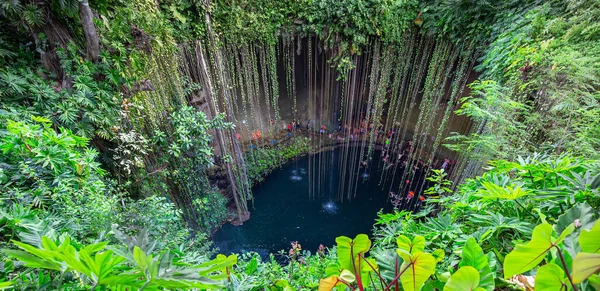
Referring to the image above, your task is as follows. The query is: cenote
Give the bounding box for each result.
[213,147,427,257]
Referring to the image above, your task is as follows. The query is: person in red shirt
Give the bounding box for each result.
[287,123,292,132]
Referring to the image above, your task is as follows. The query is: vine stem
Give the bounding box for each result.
[554,245,579,291]
[385,259,410,291]
[350,244,364,291]
[359,253,386,289]
[340,279,357,291]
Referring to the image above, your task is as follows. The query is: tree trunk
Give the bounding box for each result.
[29,5,73,81]
[79,0,99,62]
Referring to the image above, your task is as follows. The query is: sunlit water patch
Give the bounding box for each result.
[321,201,339,215]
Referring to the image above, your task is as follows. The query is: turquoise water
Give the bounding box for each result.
[213,149,425,257]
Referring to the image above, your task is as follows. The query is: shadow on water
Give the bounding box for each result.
[212,148,426,258]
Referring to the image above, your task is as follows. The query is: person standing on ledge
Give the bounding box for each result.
[287,123,292,132]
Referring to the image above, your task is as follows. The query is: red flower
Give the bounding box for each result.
[407,191,414,198]
[419,196,425,201]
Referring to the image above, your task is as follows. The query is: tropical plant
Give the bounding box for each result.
[503,216,600,291]
[424,169,453,201]
[245,137,311,185]
[320,234,440,291]
[2,235,236,290]
[0,114,116,239]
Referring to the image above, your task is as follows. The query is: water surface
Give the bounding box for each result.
[213,149,424,257]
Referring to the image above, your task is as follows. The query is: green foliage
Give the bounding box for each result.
[3,235,234,290]
[114,196,191,250]
[397,239,436,291]
[1,1,599,290]
[372,154,599,290]
[419,0,529,44]
[424,169,453,201]
[455,1,600,160]
[141,106,231,231]
[319,234,439,291]
[535,263,570,291]
[335,234,373,283]
[225,248,335,290]
[503,222,572,278]
[458,238,493,291]
[0,114,116,239]
[503,218,600,290]
[446,80,530,160]
[245,137,311,185]
[444,266,486,291]
[1,45,124,139]
[0,114,209,261]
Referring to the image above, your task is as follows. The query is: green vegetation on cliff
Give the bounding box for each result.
[0,0,599,289]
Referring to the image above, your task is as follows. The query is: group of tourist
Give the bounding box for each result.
[387,179,427,209]
[240,119,456,180]
[286,119,315,133]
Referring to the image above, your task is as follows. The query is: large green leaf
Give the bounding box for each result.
[397,235,426,255]
[459,238,494,291]
[336,234,371,274]
[555,203,598,257]
[555,223,575,245]
[555,203,597,234]
[400,252,436,291]
[325,262,342,277]
[579,219,600,254]
[535,263,570,291]
[504,223,554,278]
[209,254,238,275]
[0,282,12,290]
[572,252,600,284]
[444,266,486,291]
[588,274,600,291]
[133,246,151,274]
[5,236,226,290]
[273,279,294,291]
[486,252,498,273]
[432,249,445,262]
[476,181,531,200]
[370,247,399,282]
[2,249,62,271]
